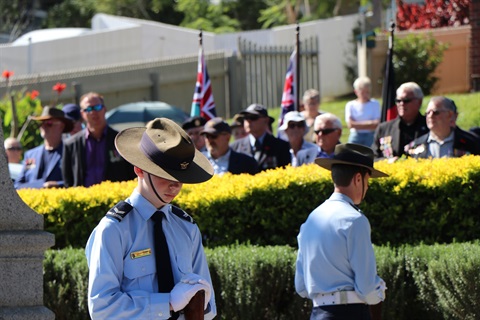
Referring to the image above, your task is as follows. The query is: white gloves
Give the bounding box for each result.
[170,273,212,312]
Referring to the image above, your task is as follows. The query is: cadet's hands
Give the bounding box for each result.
[170,273,211,311]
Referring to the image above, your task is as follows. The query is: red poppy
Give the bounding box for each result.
[2,70,13,80]
[28,90,40,100]
[52,82,67,94]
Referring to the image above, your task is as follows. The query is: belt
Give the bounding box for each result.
[312,291,366,307]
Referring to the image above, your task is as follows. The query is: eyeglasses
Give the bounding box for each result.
[244,115,260,121]
[314,128,338,135]
[395,98,416,104]
[426,109,448,116]
[6,146,22,151]
[205,132,227,140]
[287,122,305,129]
[82,104,104,113]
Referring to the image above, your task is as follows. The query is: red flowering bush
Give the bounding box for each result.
[397,0,470,31]
[0,88,43,150]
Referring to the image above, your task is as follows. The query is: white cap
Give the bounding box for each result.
[279,111,305,131]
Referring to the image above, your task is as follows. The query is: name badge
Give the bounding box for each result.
[130,248,152,259]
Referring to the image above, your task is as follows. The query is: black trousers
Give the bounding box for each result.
[310,304,371,320]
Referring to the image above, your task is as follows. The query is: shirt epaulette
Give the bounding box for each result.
[106,201,133,222]
[171,205,196,224]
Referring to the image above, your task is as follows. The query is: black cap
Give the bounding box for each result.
[182,116,207,131]
[201,117,231,135]
[240,103,269,117]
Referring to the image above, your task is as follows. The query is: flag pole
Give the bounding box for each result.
[381,21,397,122]
[199,29,203,48]
[295,23,300,111]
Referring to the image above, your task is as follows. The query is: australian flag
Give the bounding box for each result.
[191,47,216,121]
[278,50,297,140]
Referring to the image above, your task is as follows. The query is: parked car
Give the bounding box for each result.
[106,101,189,131]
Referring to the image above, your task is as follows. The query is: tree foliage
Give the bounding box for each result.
[175,0,240,33]
[393,33,448,95]
[0,1,37,41]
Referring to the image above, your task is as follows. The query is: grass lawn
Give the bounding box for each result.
[263,91,480,143]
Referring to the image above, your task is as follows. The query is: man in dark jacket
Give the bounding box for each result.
[405,96,480,158]
[372,82,429,161]
[201,117,259,175]
[230,104,291,171]
[62,92,135,187]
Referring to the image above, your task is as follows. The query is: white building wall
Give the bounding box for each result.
[0,13,359,98]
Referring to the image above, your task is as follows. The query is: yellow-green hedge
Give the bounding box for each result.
[19,156,480,248]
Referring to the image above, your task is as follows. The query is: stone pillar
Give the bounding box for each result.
[471,0,480,92]
[0,125,55,319]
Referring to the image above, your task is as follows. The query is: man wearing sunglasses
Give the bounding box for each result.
[200,117,258,175]
[15,107,73,189]
[297,113,343,165]
[405,96,480,158]
[372,82,429,161]
[231,104,291,171]
[62,92,136,187]
[4,137,23,181]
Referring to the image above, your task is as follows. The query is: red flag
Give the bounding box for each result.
[381,22,397,122]
[278,50,297,137]
[191,47,216,121]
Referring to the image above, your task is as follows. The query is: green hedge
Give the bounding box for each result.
[21,157,480,248]
[44,243,480,320]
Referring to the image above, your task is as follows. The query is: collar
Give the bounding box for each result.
[427,130,454,144]
[249,133,266,147]
[85,126,107,141]
[207,148,231,162]
[128,189,172,222]
[329,192,355,207]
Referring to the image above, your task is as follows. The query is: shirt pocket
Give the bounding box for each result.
[124,254,156,291]
[175,254,193,275]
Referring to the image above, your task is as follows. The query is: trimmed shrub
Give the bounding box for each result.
[44,247,89,319]
[205,245,310,319]
[44,243,480,320]
[20,156,480,249]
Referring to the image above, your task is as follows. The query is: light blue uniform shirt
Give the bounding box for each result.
[295,192,384,304]
[85,190,216,319]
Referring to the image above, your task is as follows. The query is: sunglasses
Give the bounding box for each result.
[205,133,219,140]
[244,115,260,121]
[82,104,104,113]
[287,122,305,129]
[395,98,415,104]
[205,132,228,140]
[426,109,447,116]
[7,146,22,151]
[314,128,338,135]
[41,120,61,127]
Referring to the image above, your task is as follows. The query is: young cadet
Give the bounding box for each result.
[295,143,388,320]
[85,118,216,319]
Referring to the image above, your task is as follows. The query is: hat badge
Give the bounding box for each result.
[180,162,190,170]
